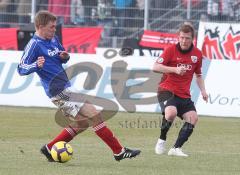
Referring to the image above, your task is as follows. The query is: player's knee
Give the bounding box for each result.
[165,114,177,121]
[192,117,198,125]
[189,115,198,125]
[183,111,198,125]
[76,120,89,131]
[165,107,177,121]
[80,103,98,117]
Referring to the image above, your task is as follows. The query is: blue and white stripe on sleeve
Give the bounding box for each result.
[18,39,39,75]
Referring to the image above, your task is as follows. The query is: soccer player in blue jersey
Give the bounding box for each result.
[17,10,140,162]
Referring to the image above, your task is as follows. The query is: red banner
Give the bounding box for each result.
[62,27,102,54]
[139,30,197,50]
[139,30,178,49]
[0,28,18,50]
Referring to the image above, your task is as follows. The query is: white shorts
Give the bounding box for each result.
[51,87,85,118]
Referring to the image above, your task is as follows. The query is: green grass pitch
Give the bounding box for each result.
[0,106,239,175]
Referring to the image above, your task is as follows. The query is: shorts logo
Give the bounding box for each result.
[191,56,198,63]
[157,57,164,64]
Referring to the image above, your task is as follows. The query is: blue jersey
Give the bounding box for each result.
[18,34,71,98]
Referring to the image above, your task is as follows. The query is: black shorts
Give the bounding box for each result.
[157,92,196,119]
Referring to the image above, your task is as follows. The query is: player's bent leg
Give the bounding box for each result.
[155,106,177,155]
[93,122,141,161]
[78,102,106,128]
[169,111,197,157]
[40,116,88,162]
[79,102,100,119]
[176,111,198,148]
[79,102,141,161]
[164,106,178,121]
[182,111,198,126]
[41,107,85,162]
[70,113,90,133]
[40,125,78,162]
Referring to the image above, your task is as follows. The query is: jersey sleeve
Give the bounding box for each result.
[17,39,39,75]
[155,46,172,65]
[195,53,203,75]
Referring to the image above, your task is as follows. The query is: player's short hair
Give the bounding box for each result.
[178,22,195,38]
[34,10,57,29]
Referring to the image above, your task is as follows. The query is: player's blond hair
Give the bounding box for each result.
[34,10,57,29]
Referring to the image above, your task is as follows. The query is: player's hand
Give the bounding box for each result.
[37,56,45,68]
[201,91,208,103]
[58,51,70,60]
[175,66,186,76]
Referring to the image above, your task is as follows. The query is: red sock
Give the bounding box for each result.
[93,122,123,154]
[46,126,77,150]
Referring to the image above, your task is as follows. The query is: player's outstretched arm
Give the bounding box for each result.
[18,56,45,76]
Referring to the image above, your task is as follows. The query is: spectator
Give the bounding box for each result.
[97,0,112,21]
[207,0,234,21]
[82,0,97,26]
[113,0,134,36]
[135,0,144,27]
[150,0,178,19]
[136,0,144,9]
[182,0,201,8]
[37,0,48,12]
[17,0,31,26]
[96,0,114,42]
[0,0,17,27]
[70,0,85,25]
[48,0,71,25]
[233,1,240,21]
[182,0,207,21]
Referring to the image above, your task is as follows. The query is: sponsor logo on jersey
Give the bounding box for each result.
[48,47,60,56]
[191,56,198,63]
[177,63,192,70]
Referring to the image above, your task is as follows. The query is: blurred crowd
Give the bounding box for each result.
[206,0,240,21]
[1,0,240,35]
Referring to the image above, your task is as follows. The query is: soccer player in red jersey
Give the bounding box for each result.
[153,23,208,157]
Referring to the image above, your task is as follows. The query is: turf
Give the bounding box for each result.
[0,106,239,175]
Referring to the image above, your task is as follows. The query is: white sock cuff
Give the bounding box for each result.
[65,127,77,137]
[92,122,106,132]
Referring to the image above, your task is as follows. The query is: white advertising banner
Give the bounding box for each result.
[196,21,240,117]
[0,49,239,117]
[195,60,240,117]
[0,49,160,112]
[0,51,55,107]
